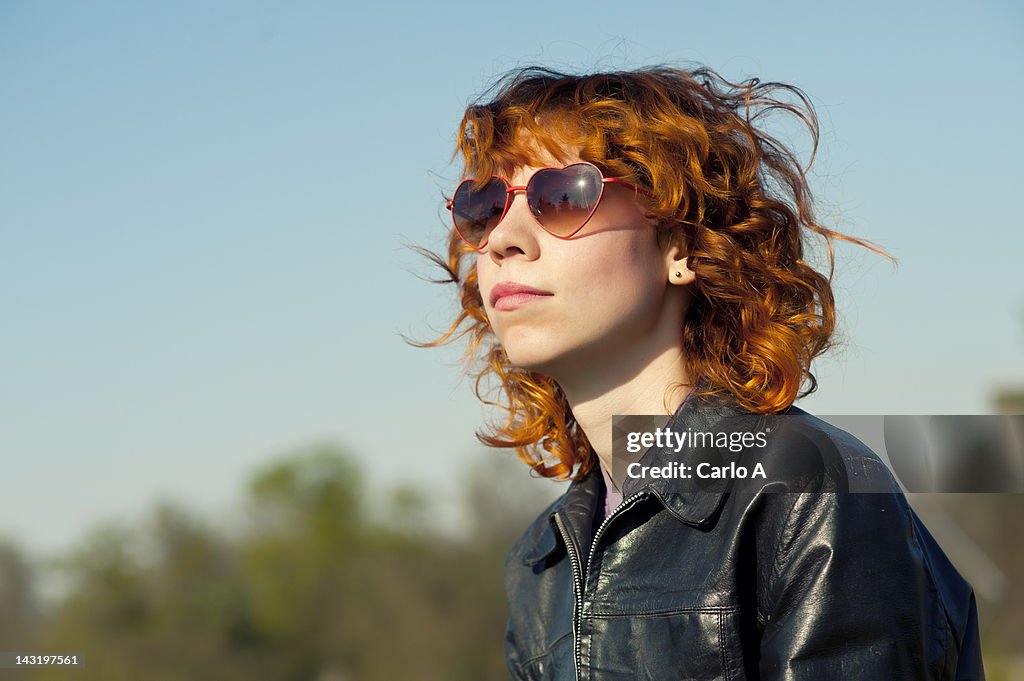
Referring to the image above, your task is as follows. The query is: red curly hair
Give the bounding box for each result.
[410,65,893,482]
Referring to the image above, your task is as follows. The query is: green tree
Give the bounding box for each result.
[28,443,562,680]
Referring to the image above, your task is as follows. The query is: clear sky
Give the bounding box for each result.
[1,0,1022,557]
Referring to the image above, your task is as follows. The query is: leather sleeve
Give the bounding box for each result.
[758,489,985,681]
[503,616,528,681]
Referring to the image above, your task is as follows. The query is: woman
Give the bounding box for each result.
[417,65,985,680]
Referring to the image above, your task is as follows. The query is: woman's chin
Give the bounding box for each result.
[502,337,618,381]
[502,347,563,376]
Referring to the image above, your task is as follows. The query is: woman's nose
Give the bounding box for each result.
[484,190,537,257]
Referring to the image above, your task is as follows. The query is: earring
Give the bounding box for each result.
[674,271,682,277]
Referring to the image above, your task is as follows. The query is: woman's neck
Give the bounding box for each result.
[557,343,692,490]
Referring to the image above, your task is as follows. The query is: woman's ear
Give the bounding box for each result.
[664,244,696,286]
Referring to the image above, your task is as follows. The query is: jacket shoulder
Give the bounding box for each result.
[760,410,987,677]
[748,407,905,494]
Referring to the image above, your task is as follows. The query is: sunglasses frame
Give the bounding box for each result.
[445,161,654,250]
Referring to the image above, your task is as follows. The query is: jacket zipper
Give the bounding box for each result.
[554,490,650,681]
[554,513,583,681]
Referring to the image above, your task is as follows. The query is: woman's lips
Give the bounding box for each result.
[493,291,553,311]
[489,281,554,311]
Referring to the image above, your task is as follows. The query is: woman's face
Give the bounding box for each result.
[476,145,684,381]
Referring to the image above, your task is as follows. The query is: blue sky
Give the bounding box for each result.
[1,0,1022,557]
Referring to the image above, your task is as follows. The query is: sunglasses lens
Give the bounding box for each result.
[527,164,603,236]
[451,178,507,247]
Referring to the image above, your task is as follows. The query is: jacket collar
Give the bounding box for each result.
[522,384,755,566]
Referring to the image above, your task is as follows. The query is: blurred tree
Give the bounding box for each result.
[0,539,38,651]
[27,443,563,680]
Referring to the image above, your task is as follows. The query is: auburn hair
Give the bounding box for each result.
[409,65,893,482]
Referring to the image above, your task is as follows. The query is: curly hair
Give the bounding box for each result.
[409,65,893,482]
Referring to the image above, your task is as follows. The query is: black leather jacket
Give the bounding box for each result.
[503,393,986,680]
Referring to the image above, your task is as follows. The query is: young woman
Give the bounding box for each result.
[418,66,985,680]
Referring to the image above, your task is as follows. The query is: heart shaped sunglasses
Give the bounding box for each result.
[446,162,653,250]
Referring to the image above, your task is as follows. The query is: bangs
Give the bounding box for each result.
[457,105,612,182]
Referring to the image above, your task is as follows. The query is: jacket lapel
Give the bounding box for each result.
[622,393,748,529]
[521,385,764,564]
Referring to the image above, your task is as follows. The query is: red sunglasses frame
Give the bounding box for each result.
[445,161,653,250]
